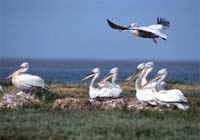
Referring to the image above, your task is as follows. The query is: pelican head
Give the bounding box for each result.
[145,62,154,72]
[81,68,100,81]
[101,67,119,82]
[6,62,30,79]
[126,63,145,82]
[157,68,168,79]
[128,22,137,29]
[20,62,30,73]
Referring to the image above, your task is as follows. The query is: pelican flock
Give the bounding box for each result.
[6,62,47,94]
[1,17,190,111]
[81,67,122,101]
[1,61,189,110]
[107,17,170,43]
[127,62,189,110]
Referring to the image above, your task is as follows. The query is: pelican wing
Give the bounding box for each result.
[135,26,167,39]
[157,17,170,29]
[148,24,163,30]
[156,89,188,103]
[18,74,45,88]
[107,19,129,31]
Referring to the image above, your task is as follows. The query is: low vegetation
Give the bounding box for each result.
[0,80,200,140]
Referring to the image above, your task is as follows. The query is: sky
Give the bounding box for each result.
[1,0,200,61]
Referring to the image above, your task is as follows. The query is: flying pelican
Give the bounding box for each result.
[100,67,123,97]
[107,17,170,43]
[146,69,189,110]
[81,68,121,101]
[6,62,47,94]
[127,63,157,106]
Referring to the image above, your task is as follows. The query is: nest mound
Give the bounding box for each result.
[52,97,171,111]
[0,92,40,109]
[52,98,92,111]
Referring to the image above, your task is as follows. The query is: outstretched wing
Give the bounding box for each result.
[107,19,129,31]
[157,17,170,29]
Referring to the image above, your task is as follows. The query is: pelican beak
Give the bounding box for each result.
[6,73,13,79]
[101,73,114,83]
[5,67,22,80]
[80,72,96,81]
[126,69,143,83]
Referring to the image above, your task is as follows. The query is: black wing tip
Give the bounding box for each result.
[157,17,170,27]
[106,19,129,30]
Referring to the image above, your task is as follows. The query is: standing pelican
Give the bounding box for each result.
[127,63,157,106]
[146,69,189,110]
[100,67,123,97]
[81,68,120,100]
[107,17,170,43]
[6,62,47,93]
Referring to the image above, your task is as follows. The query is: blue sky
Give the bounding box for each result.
[1,0,200,61]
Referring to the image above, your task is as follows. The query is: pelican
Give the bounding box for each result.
[153,68,167,91]
[141,62,156,88]
[107,17,170,43]
[100,67,123,97]
[6,62,47,94]
[127,63,157,106]
[142,63,167,90]
[81,68,121,100]
[146,69,189,110]
[127,62,155,88]
[0,85,4,94]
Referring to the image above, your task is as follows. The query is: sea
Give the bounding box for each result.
[0,59,200,84]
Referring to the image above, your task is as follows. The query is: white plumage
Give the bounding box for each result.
[127,62,189,110]
[100,67,123,97]
[6,62,46,92]
[81,68,122,100]
[107,17,170,44]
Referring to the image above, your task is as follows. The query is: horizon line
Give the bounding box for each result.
[1,57,200,63]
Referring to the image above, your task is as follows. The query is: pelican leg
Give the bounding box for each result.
[153,38,157,44]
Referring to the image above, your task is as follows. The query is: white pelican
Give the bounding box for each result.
[6,62,47,93]
[127,63,157,106]
[147,69,189,110]
[107,17,170,43]
[127,62,155,88]
[0,85,4,94]
[141,62,156,88]
[142,63,167,90]
[100,67,123,97]
[154,68,167,91]
[81,68,121,100]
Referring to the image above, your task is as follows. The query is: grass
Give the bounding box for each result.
[0,80,200,140]
[0,109,199,140]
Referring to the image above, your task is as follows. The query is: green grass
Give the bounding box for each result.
[0,109,199,140]
[0,81,200,140]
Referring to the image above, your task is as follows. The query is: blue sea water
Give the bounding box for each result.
[0,59,199,84]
